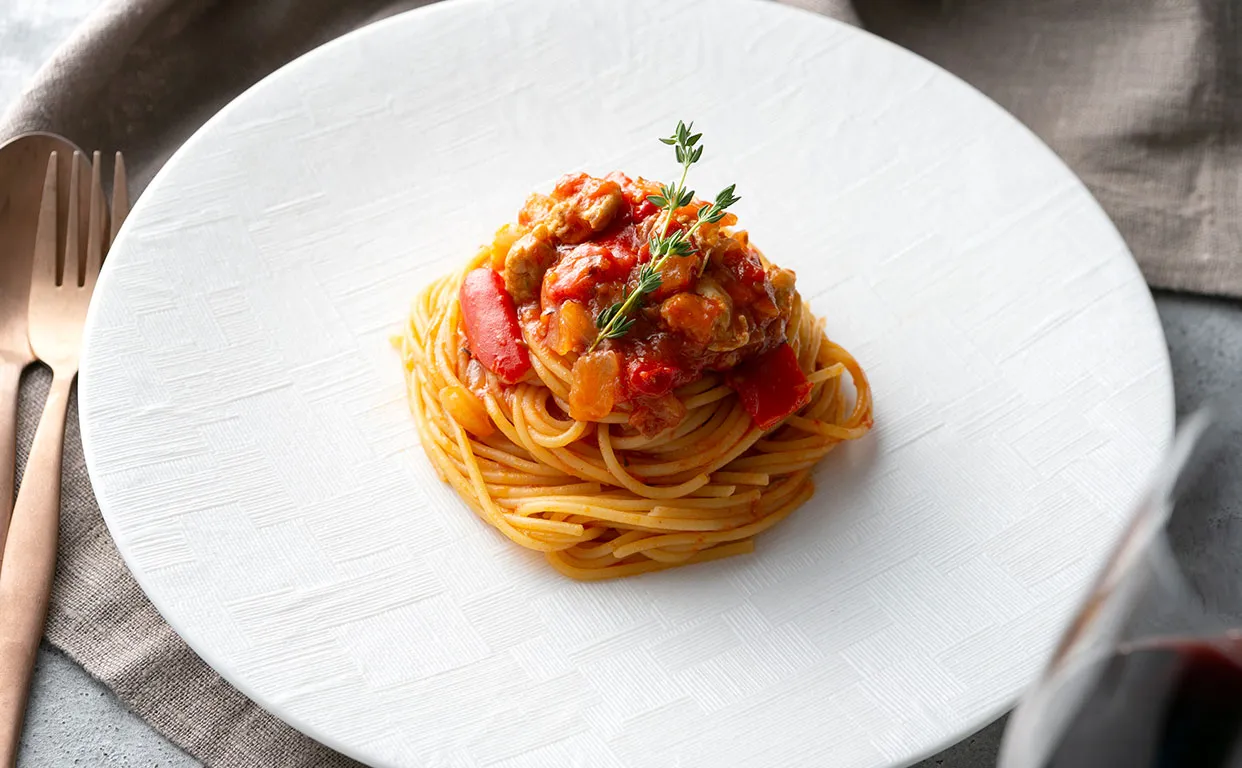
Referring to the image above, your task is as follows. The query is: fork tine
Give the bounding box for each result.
[32,152,59,287]
[62,152,83,288]
[84,152,104,288]
[110,152,128,248]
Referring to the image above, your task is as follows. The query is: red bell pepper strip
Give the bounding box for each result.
[725,342,813,430]
[459,268,531,384]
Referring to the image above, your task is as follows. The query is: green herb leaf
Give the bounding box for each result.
[637,264,662,294]
[715,184,740,209]
[587,121,741,352]
[597,315,635,341]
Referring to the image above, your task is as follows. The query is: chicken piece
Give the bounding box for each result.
[709,313,751,353]
[769,267,797,316]
[552,173,591,197]
[629,394,688,437]
[503,226,556,303]
[519,193,556,226]
[650,250,699,300]
[696,227,745,277]
[549,177,625,245]
[578,185,625,232]
[695,275,733,317]
[659,292,725,345]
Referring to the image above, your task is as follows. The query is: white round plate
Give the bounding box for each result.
[79,1,1173,766]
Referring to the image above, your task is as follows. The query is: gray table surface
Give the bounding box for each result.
[4,4,1241,768]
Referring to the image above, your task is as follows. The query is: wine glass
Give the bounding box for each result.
[999,396,1242,768]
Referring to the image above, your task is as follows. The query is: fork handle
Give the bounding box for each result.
[0,360,22,565]
[0,370,73,768]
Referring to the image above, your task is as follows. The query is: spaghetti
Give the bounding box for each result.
[395,168,872,580]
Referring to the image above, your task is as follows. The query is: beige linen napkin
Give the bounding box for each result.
[853,0,1242,298]
[0,0,1236,766]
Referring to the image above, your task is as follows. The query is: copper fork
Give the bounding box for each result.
[0,150,123,767]
[0,134,93,573]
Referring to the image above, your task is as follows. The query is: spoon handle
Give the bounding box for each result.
[0,370,72,768]
[0,360,23,567]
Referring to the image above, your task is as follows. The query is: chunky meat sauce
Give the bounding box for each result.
[496,172,797,435]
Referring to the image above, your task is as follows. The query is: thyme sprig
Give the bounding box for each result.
[587,121,740,352]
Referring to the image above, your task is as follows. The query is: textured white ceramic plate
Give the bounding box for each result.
[78,1,1173,766]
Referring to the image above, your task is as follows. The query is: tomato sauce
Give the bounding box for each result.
[511,173,796,426]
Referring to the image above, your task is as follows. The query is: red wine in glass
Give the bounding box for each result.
[1040,638,1242,767]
